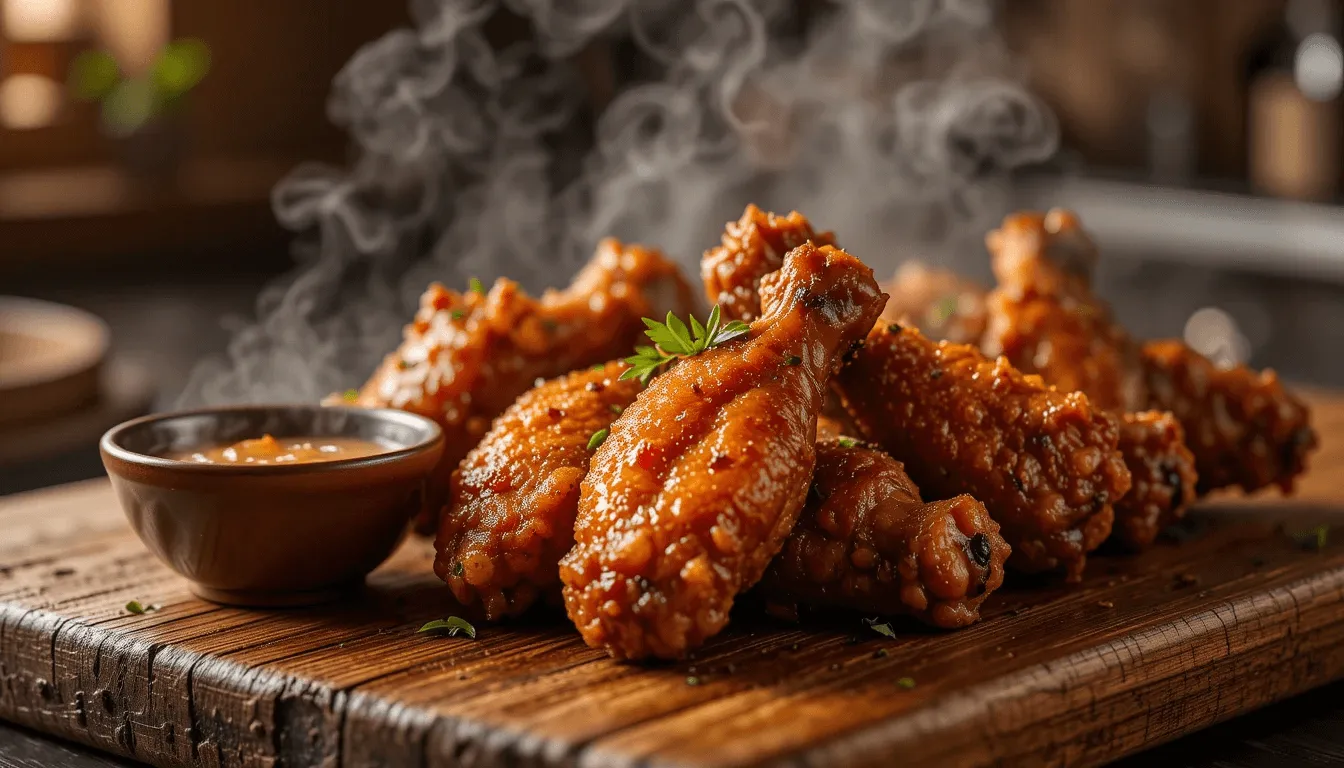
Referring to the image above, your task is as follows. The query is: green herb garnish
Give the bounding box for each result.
[451,309,466,320]
[929,295,959,326]
[125,600,159,615]
[609,404,624,416]
[784,354,802,366]
[342,389,359,402]
[469,277,485,295]
[418,617,476,638]
[452,562,464,577]
[587,428,610,451]
[621,306,750,385]
[591,363,607,372]
[685,676,701,686]
[897,676,917,690]
[837,437,858,449]
[863,617,896,638]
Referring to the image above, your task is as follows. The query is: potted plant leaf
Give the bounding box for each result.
[68,39,211,182]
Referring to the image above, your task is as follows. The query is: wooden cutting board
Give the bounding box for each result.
[3,396,1344,768]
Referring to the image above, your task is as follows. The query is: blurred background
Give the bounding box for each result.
[4,0,1344,494]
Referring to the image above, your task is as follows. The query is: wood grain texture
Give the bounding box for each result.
[2,394,1344,768]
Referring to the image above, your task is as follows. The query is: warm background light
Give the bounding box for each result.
[0,73,62,129]
[90,0,169,74]
[1,0,80,42]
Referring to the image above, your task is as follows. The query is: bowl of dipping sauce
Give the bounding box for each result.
[100,405,444,607]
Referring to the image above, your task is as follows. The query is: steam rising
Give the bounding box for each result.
[177,0,1058,407]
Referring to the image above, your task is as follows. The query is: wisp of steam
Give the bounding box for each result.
[177,0,1058,407]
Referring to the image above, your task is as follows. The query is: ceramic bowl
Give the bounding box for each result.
[100,404,444,606]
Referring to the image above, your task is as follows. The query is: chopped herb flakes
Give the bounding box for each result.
[609,404,624,415]
[452,562,464,577]
[418,617,476,638]
[897,677,917,690]
[469,277,485,295]
[863,617,896,638]
[785,354,802,366]
[451,309,466,320]
[587,428,610,451]
[125,600,159,615]
[342,389,359,402]
[685,676,701,686]
[837,437,858,449]
[621,306,750,385]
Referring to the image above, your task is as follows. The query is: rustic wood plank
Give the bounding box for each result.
[3,395,1344,768]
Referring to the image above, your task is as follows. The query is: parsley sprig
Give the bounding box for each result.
[620,306,749,385]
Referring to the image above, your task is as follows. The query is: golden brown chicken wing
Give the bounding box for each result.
[561,243,886,659]
[346,239,696,531]
[1142,340,1317,495]
[757,438,1009,629]
[701,204,835,322]
[883,261,989,345]
[833,321,1131,580]
[433,361,641,620]
[981,210,1197,548]
[982,210,1143,412]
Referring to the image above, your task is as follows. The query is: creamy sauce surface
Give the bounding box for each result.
[171,434,386,465]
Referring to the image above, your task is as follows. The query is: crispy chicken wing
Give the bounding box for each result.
[345,239,695,531]
[757,438,1009,629]
[981,210,1196,548]
[1142,340,1316,495]
[834,321,1131,580]
[982,210,1143,412]
[561,243,886,659]
[433,361,641,620]
[702,204,835,322]
[883,261,989,345]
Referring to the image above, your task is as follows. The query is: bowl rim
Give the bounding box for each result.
[100,403,444,477]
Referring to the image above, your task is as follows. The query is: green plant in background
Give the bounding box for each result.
[68,39,211,138]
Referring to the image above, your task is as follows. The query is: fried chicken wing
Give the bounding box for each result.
[834,322,1131,580]
[757,438,1009,629]
[883,261,989,345]
[561,243,886,659]
[1142,340,1316,495]
[433,361,641,620]
[344,239,696,531]
[702,204,835,322]
[981,210,1196,548]
[982,210,1143,412]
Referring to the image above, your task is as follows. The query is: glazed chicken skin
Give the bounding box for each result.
[346,239,696,531]
[434,361,641,620]
[561,243,886,659]
[833,321,1132,580]
[982,210,1143,412]
[883,261,989,346]
[701,204,835,322]
[438,389,1001,629]
[981,210,1197,548]
[1143,340,1316,495]
[757,438,1009,629]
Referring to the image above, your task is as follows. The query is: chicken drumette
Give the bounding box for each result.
[702,204,835,322]
[757,437,1009,629]
[882,261,990,345]
[434,360,642,620]
[561,243,886,659]
[981,210,1198,548]
[345,239,696,531]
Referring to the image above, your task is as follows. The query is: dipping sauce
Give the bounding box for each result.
[171,434,387,465]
